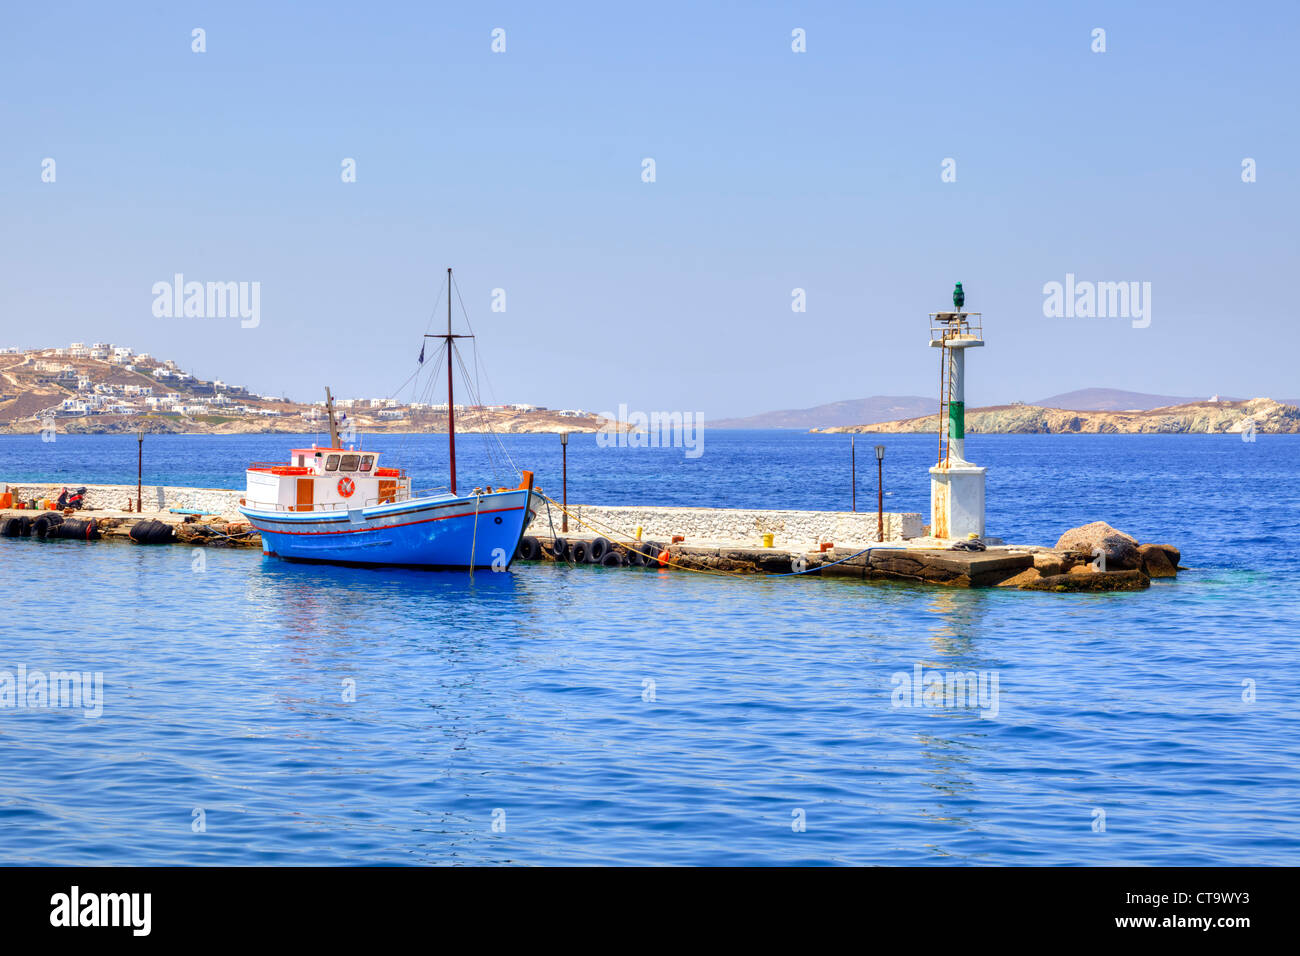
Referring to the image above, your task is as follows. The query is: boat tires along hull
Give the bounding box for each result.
[240,489,539,569]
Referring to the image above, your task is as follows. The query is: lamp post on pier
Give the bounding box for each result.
[136,425,144,515]
[560,431,569,533]
[851,436,856,512]
[875,444,885,542]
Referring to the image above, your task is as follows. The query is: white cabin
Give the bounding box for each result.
[243,446,412,512]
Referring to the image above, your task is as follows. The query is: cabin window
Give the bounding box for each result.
[339,454,360,472]
[325,454,340,472]
[359,455,374,472]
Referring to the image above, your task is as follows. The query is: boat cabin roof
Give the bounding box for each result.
[289,447,381,472]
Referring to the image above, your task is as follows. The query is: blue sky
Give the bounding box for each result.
[2,1,1295,417]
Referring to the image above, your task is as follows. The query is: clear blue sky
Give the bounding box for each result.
[2,1,1295,416]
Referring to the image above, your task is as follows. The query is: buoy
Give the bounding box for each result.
[656,548,670,567]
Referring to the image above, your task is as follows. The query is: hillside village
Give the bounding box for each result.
[0,343,606,434]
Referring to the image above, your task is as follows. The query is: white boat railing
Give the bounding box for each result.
[240,486,456,514]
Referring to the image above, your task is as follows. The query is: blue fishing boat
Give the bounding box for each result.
[238,268,541,569]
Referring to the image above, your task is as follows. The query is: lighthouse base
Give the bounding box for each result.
[929,463,986,541]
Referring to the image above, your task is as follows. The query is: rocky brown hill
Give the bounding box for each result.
[0,347,609,435]
[815,398,1300,434]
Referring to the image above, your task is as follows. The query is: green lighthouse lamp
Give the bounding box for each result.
[953,282,965,311]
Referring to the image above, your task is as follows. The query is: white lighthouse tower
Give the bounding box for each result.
[928,283,986,540]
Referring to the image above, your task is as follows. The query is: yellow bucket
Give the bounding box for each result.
[634,525,643,541]
[761,533,774,548]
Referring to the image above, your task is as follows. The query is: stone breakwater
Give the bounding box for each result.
[526,503,923,549]
[3,483,245,518]
[2,483,922,550]
[1,481,1180,593]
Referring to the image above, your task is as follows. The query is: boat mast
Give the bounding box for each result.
[446,267,456,495]
[325,386,341,448]
[424,267,473,496]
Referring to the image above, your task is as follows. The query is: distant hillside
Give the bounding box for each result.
[0,345,608,435]
[1029,388,1211,411]
[814,398,1300,435]
[712,396,933,429]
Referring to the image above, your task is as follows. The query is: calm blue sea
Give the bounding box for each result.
[0,431,1297,865]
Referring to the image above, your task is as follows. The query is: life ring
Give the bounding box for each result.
[337,477,356,498]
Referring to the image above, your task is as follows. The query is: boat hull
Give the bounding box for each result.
[239,489,540,569]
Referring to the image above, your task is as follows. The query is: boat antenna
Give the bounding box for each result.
[325,386,341,448]
[424,267,473,495]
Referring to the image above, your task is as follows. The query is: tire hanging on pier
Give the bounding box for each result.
[128,519,174,544]
[516,536,540,561]
[1,516,32,537]
[32,513,64,539]
[53,517,99,540]
[625,543,647,567]
[600,550,624,567]
[589,537,612,562]
[569,540,590,563]
[546,537,567,560]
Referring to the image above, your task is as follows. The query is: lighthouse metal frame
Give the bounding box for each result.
[929,311,983,466]
[928,309,986,540]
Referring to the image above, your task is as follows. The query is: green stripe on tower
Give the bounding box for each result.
[949,401,965,440]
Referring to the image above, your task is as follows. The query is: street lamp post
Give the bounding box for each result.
[137,426,144,515]
[851,436,856,512]
[560,431,569,533]
[875,444,885,542]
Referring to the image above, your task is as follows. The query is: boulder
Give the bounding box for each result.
[1025,569,1150,592]
[1138,543,1179,578]
[1054,521,1140,570]
[1032,551,1069,576]
[996,567,1041,588]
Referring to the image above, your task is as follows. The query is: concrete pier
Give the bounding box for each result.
[1,481,1179,590]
